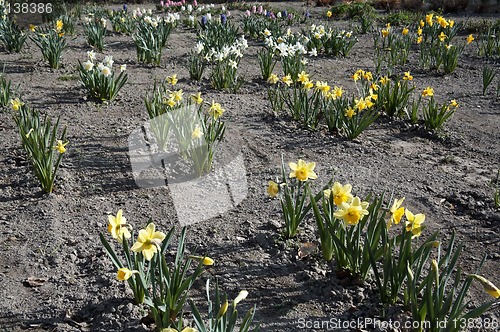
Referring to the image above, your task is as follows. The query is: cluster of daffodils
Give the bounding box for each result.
[83,15,107,27]
[197,36,247,63]
[82,51,126,77]
[131,7,154,19]
[78,51,128,101]
[323,182,369,227]
[267,156,500,325]
[415,14,472,74]
[267,70,378,137]
[264,29,313,58]
[103,209,258,331]
[301,24,357,57]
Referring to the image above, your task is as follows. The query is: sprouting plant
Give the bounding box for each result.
[83,15,107,51]
[29,21,67,69]
[0,19,28,52]
[257,46,276,81]
[482,65,497,96]
[12,103,68,193]
[134,14,178,65]
[420,88,458,131]
[190,279,259,332]
[0,74,12,107]
[100,212,214,329]
[406,232,500,332]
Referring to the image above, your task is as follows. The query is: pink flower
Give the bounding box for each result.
[258,5,263,14]
[160,1,164,6]
[245,10,250,16]
[251,5,256,13]
[193,0,197,6]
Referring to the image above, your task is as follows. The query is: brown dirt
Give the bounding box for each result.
[0,2,499,332]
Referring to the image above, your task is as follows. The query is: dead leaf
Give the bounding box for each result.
[297,242,317,259]
[23,276,47,287]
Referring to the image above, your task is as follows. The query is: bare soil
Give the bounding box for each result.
[0,2,499,331]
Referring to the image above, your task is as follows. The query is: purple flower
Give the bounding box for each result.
[282,10,287,18]
[201,15,207,26]
[123,4,128,12]
[220,14,227,25]
[305,11,311,18]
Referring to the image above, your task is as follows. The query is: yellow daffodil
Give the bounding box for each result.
[267,180,279,198]
[267,73,279,84]
[192,125,203,139]
[171,89,183,102]
[332,86,344,98]
[354,98,367,111]
[297,71,309,83]
[405,209,425,238]
[381,28,389,37]
[449,100,458,108]
[402,27,409,35]
[437,16,448,28]
[417,28,422,35]
[117,267,139,281]
[403,71,413,81]
[208,101,225,119]
[344,107,356,119]
[469,275,500,298]
[419,20,425,28]
[438,32,447,42]
[467,34,474,44]
[417,36,423,44]
[10,98,24,111]
[166,74,178,85]
[364,96,374,108]
[217,300,229,319]
[315,81,330,95]
[422,86,434,97]
[233,290,248,306]
[55,20,64,32]
[282,75,293,86]
[449,19,454,27]
[131,223,166,261]
[288,159,317,182]
[302,80,314,90]
[363,71,373,81]
[380,76,390,85]
[370,83,379,91]
[53,140,68,154]
[29,24,36,32]
[326,11,332,18]
[426,13,433,26]
[190,255,215,266]
[164,98,175,107]
[388,197,405,229]
[161,328,198,332]
[324,182,353,206]
[191,92,203,105]
[108,209,131,243]
[334,196,370,226]
[351,72,359,82]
